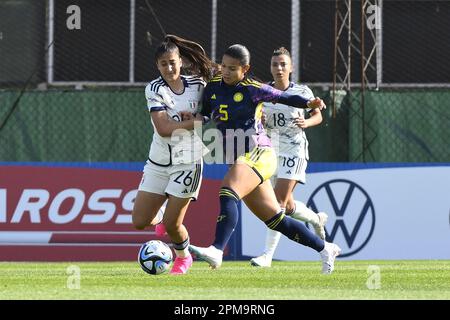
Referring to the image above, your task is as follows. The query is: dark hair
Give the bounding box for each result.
[224,44,251,66]
[272,47,291,57]
[154,34,213,81]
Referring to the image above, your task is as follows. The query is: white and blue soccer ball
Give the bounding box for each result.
[138,240,173,275]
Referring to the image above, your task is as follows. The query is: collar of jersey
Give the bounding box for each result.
[158,75,188,95]
[269,81,295,91]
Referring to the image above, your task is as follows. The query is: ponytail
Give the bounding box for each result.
[163,34,213,81]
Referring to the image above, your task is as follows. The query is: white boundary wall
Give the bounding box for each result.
[242,164,450,260]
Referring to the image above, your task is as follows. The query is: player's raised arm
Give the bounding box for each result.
[275,88,326,110]
[248,81,326,110]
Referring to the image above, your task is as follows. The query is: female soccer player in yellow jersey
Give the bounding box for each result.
[132,35,211,275]
[251,47,328,268]
[189,44,341,274]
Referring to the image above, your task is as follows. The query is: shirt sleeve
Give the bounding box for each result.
[300,85,315,113]
[244,81,283,104]
[145,85,167,112]
[246,82,310,109]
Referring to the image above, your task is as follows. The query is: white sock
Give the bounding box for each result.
[263,229,281,258]
[291,201,319,225]
[261,208,286,258]
[211,245,223,253]
[319,241,330,254]
[174,248,190,258]
[174,236,190,258]
[155,204,166,224]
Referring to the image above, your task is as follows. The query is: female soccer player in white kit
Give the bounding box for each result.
[250,47,328,267]
[132,35,211,274]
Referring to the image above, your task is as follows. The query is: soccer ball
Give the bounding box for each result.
[138,240,173,275]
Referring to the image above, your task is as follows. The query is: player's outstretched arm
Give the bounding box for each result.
[276,91,326,110]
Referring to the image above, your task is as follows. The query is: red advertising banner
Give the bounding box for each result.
[0,165,220,261]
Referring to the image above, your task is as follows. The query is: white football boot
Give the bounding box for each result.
[189,245,223,269]
[320,242,341,274]
[250,254,273,267]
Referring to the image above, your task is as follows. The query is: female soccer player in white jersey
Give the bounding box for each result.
[250,47,328,267]
[131,35,211,275]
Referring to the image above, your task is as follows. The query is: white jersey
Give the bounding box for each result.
[145,75,206,166]
[263,82,314,159]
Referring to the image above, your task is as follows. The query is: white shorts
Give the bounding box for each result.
[275,155,307,183]
[138,160,203,200]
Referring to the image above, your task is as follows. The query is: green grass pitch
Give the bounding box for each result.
[0,260,449,300]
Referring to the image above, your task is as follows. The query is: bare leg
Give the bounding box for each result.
[273,178,298,211]
[163,195,191,247]
[132,191,167,230]
[222,162,261,198]
[242,180,281,221]
[164,194,194,275]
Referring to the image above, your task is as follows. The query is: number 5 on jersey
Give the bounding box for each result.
[219,104,228,121]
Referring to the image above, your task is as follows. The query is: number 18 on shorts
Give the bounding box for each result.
[276,155,307,183]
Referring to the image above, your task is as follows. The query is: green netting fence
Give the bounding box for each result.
[1,88,449,162]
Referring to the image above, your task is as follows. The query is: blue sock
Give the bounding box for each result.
[212,187,240,251]
[265,212,325,252]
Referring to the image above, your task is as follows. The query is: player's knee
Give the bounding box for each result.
[274,192,288,206]
[285,203,295,214]
[133,222,146,230]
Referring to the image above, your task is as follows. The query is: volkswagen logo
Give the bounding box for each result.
[307,179,375,257]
